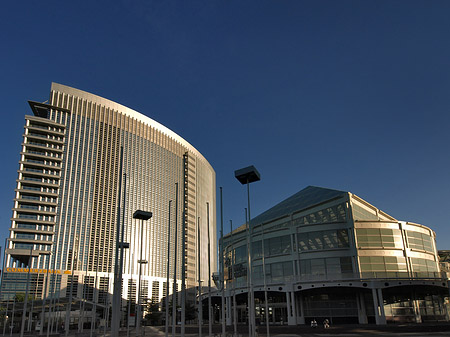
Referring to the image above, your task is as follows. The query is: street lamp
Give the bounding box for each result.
[133,210,152,336]
[234,165,260,337]
[20,248,42,337]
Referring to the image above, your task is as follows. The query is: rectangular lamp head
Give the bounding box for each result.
[133,210,153,220]
[234,165,261,184]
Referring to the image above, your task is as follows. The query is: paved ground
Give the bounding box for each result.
[11,323,450,337]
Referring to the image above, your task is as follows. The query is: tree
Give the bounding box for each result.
[185,302,197,322]
[145,300,162,325]
[13,293,33,302]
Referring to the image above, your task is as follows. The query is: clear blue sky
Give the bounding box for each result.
[1,1,449,249]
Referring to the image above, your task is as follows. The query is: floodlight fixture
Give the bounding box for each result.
[234,165,261,185]
[133,210,152,220]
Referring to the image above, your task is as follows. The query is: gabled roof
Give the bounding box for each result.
[250,186,348,226]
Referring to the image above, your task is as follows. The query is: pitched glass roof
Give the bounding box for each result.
[250,186,348,226]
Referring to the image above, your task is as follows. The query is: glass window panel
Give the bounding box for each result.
[380,229,393,235]
[308,232,323,250]
[384,256,397,263]
[360,256,370,263]
[325,257,341,275]
[385,264,398,271]
[337,229,349,247]
[298,233,308,251]
[235,245,247,264]
[371,263,385,271]
[252,240,262,259]
[281,235,291,254]
[322,231,333,249]
[359,263,372,271]
[353,203,378,221]
[370,256,384,263]
[310,259,326,276]
[252,265,263,280]
[300,260,311,276]
[426,259,438,272]
[340,257,353,273]
[356,228,367,235]
[367,236,382,242]
[282,261,293,276]
[391,229,401,236]
[366,228,380,235]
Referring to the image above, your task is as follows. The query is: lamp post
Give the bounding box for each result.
[20,248,41,337]
[234,165,260,337]
[133,210,152,336]
[111,147,125,337]
[165,200,171,337]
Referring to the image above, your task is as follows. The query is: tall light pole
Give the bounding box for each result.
[20,248,40,337]
[197,216,202,337]
[165,200,172,337]
[172,183,179,337]
[207,202,212,337]
[220,187,225,337]
[133,210,152,336]
[111,147,125,337]
[230,220,237,337]
[234,165,260,337]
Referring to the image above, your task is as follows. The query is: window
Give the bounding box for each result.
[352,203,378,221]
[356,228,403,249]
[300,257,353,278]
[298,229,349,251]
[406,231,434,253]
[359,256,407,276]
[294,203,347,225]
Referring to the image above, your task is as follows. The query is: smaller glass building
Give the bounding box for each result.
[217,186,449,325]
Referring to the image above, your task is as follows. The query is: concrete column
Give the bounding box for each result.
[287,292,296,325]
[286,291,292,325]
[412,291,422,323]
[372,288,380,325]
[291,292,297,322]
[357,292,368,324]
[226,295,232,326]
[377,288,386,325]
[298,293,305,324]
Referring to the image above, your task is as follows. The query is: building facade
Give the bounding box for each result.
[218,186,448,325]
[4,83,217,316]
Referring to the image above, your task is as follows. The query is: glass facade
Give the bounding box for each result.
[356,228,403,249]
[5,83,217,306]
[407,230,434,252]
[359,256,408,277]
[220,186,447,326]
[298,229,349,251]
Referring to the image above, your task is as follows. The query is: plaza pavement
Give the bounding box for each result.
[11,323,450,337]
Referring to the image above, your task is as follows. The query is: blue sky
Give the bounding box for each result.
[1,0,450,249]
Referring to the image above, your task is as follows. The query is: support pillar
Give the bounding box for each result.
[372,288,380,325]
[288,292,296,325]
[412,291,422,323]
[286,291,291,325]
[372,288,386,325]
[298,293,305,324]
[357,292,368,324]
[226,295,232,326]
[377,289,386,325]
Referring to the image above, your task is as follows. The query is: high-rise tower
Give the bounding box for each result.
[4,83,217,312]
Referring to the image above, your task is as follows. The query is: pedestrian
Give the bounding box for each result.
[323,318,329,328]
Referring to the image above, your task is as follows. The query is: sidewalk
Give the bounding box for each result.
[13,323,450,337]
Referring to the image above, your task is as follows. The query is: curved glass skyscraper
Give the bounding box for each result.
[4,83,217,313]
